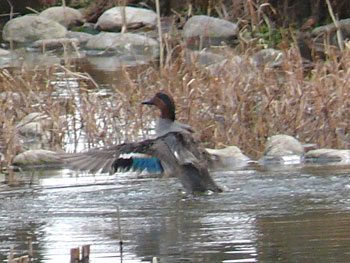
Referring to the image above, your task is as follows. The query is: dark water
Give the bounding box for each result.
[2,164,350,263]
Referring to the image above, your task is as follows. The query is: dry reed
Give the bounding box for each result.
[2,0,350,167]
[2,41,350,164]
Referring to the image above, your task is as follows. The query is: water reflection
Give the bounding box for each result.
[2,166,350,262]
[86,54,152,72]
[256,211,350,262]
[0,47,156,87]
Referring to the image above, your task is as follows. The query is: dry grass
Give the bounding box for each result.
[145,39,350,156]
[2,33,350,167]
[141,44,350,158]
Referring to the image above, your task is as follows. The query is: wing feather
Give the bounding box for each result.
[59,132,221,193]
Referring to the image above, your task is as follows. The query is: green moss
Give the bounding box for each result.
[253,24,284,48]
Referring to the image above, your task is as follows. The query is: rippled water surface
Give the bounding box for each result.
[2,164,350,262]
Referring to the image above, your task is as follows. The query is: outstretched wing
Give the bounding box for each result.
[60,132,221,193]
[59,137,161,174]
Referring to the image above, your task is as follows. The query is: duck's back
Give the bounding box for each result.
[155,118,194,137]
[143,131,221,193]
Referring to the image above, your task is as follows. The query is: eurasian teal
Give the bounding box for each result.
[142,92,194,137]
[61,92,222,194]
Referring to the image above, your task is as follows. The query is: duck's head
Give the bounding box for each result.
[142,92,176,121]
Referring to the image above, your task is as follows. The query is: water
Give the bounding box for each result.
[2,164,350,262]
[2,48,350,262]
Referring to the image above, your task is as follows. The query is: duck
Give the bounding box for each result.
[60,92,222,194]
[141,92,194,137]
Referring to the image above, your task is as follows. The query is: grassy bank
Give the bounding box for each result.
[140,44,350,157]
[1,40,350,166]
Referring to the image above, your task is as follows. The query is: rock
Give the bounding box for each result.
[251,48,284,67]
[13,149,62,166]
[264,135,304,156]
[86,32,159,57]
[183,15,239,38]
[87,54,151,71]
[29,38,80,51]
[260,134,304,164]
[183,15,239,49]
[16,112,52,149]
[207,146,251,168]
[39,6,84,29]
[66,31,93,45]
[0,48,11,56]
[2,15,67,44]
[96,6,157,31]
[310,19,350,52]
[305,148,350,163]
[16,113,49,136]
[312,18,350,44]
[184,49,227,67]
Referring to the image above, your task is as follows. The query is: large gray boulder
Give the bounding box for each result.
[17,112,50,137]
[16,112,52,150]
[259,134,304,165]
[183,15,239,49]
[312,19,350,40]
[86,32,159,57]
[66,31,93,45]
[13,150,62,166]
[311,18,350,49]
[206,146,251,169]
[39,6,84,29]
[263,134,304,156]
[2,15,67,43]
[96,6,157,31]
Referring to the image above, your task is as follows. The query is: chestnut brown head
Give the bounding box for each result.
[142,92,176,121]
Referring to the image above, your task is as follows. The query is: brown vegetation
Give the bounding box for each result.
[142,43,350,157]
[2,0,350,169]
[2,39,350,164]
